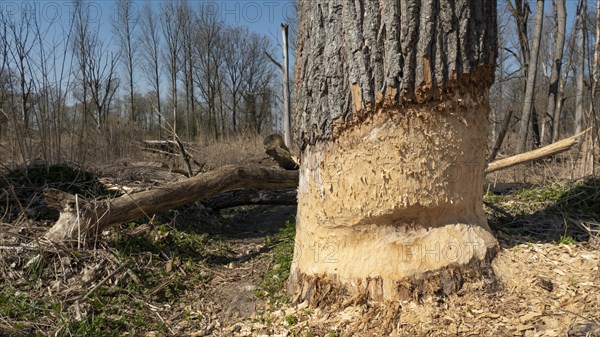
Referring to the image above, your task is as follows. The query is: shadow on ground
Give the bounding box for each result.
[486,177,600,246]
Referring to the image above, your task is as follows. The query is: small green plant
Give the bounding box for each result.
[285,314,298,325]
[558,235,576,245]
[24,254,46,280]
[258,220,296,302]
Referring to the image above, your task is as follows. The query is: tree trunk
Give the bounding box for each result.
[516,0,544,153]
[290,0,498,303]
[579,0,600,177]
[574,0,587,136]
[542,0,566,145]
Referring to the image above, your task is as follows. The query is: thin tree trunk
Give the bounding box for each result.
[543,0,566,145]
[574,0,587,136]
[516,0,545,153]
[579,0,600,177]
[489,109,514,162]
[553,16,579,143]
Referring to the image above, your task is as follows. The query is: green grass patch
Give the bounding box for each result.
[485,178,600,241]
[258,220,296,303]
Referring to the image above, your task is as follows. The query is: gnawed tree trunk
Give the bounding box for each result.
[43,166,298,244]
[290,0,499,303]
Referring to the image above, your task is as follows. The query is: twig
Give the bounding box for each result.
[153,309,175,335]
[81,260,130,301]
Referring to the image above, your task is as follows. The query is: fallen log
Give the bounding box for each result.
[485,130,586,174]
[43,165,298,244]
[202,188,297,210]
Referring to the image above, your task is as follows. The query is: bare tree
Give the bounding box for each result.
[139,2,163,135]
[160,2,181,136]
[574,0,587,136]
[222,27,246,134]
[176,0,197,138]
[87,45,120,129]
[2,8,36,131]
[73,1,119,131]
[542,0,567,145]
[516,0,544,153]
[72,0,92,130]
[193,4,224,139]
[240,33,275,134]
[113,0,138,123]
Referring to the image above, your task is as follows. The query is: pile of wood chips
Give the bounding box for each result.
[232,238,599,337]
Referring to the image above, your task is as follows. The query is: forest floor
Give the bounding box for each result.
[0,158,599,337]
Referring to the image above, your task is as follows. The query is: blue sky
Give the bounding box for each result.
[0,1,294,99]
[14,0,294,48]
[0,0,590,98]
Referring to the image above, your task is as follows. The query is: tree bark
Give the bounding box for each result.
[488,109,513,162]
[542,0,566,145]
[202,188,297,210]
[574,0,587,136]
[42,166,298,244]
[553,16,579,143]
[516,0,544,153]
[291,0,498,303]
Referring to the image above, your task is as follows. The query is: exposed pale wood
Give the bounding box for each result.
[43,166,299,244]
[291,0,499,303]
[485,131,586,174]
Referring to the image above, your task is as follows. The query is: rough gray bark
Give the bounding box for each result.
[542,0,566,145]
[516,0,544,153]
[202,189,297,210]
[574,0,587,136]
[553,16,580,143]
[291,0,498,303]
[293,0,497,146]
[489,109,513,162]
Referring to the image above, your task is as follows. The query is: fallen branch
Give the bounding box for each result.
[202,188,297,210]
[43,165,298,244]
[485,130,587,174]
[264,134,299,170]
